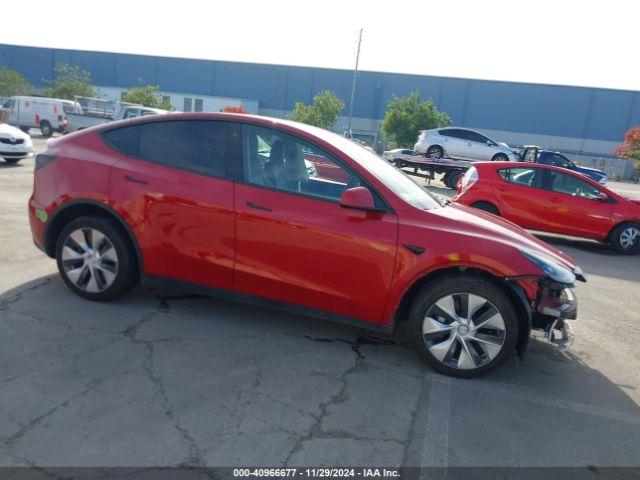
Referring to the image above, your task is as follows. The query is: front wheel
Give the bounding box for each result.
[492,153,509,162]
[3,158,21,164]
[610,222,640,254]
[409,275,519,378]
[55,216,137,301]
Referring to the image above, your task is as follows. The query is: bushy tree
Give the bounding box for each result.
[121,85,173,110]
[614,126,640,168]
[43,62,96,100]
[0,67,31,97]
[381,91,451,147]
[290,90,345,130]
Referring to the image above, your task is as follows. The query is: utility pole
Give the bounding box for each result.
[347,28,363,138]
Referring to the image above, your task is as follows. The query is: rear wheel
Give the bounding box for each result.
[19,126,30,134]
[492,153,509,162]
[55,216,136,301]
[610,222,640,254]
[471,201,500,216]
[3,158,20,164]
[427,145,444,159]
[40,121,53,138]
[409,275,519,378]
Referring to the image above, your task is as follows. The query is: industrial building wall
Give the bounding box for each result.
[2,43,639,175]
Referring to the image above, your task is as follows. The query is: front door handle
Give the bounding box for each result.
[124,175,148,185]
[246,201,272,212]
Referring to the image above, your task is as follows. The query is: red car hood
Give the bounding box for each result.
[430,203,579,271]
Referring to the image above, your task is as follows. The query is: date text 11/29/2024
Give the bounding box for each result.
[233,468,400,478]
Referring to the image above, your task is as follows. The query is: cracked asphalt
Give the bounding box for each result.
[1,137,639,469]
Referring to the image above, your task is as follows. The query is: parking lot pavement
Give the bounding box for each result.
[1,141,640,469]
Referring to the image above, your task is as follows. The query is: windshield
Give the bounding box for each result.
[302,125,442,210]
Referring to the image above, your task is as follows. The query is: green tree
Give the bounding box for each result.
[0,67,31,97]
[289,90,345,130]
[121,85,173,110]
[381,91,451,147]
[43,62,96,100]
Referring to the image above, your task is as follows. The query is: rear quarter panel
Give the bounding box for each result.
[33,131,118,220]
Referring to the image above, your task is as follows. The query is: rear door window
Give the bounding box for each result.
[498,167,543,188]
[137,120,229,178]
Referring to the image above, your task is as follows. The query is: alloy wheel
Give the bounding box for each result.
[427,147,443,159]
[61,228,119,293]
[422,293,506,370]
[620,226,640,251]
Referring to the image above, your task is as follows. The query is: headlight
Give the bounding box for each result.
[519,249,576,284]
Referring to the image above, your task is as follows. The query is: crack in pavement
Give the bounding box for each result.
[0,278,51,312]
[123,294,207,468]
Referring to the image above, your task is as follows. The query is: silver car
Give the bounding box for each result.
[414,127,519,162]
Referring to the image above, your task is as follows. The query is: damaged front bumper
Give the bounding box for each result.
[533,280,578,352]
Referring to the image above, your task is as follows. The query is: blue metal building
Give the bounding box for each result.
[1,43,638,177]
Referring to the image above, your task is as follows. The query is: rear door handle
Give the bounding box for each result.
[550,197,562,203]
[246,201,272,212]
[124,175,148,185]
[499,186,509,191]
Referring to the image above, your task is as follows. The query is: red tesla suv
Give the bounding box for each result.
[29,114,584,377]
[452,162,640,254]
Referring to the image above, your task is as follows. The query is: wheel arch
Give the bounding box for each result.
[470,200,501,215]
[392,266,532,355]
[606,220,639,242]
[44,199,143,279]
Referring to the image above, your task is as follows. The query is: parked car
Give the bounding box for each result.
[0,122,33,163]
[382,148,423,163]
[29,113,584,377]
[66,105,169,133]
[452,162,640,254]
[521,146,607,185]
[2,96,82,137]
[414,127,520,162]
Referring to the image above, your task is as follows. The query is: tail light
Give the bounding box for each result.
[418,131,427,140]
[459,167,478,194]
[35,114,40,125]
[63,116,68,128]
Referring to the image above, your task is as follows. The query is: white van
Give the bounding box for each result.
[1,96,82,137]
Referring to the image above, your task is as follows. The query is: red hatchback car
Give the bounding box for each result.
[452,162,640,254]
[30,114,584,377]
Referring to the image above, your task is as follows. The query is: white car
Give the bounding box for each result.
[0,122,33,164]
[414,127,519,162]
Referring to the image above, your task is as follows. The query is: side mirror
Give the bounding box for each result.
[596,192,609,202]
[339,187,378,211]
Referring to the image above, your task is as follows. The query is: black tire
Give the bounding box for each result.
[447,171,462,190]
[609,222,640,255]
[471,201,500,216]
[40,121,53,138]
[55,216,137,301]
[409,274,519,378]
[3,158,20,164]
[426,145,444,159]
[492,153,509,162]
[19,126,30,134]
[442,173,451,188]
